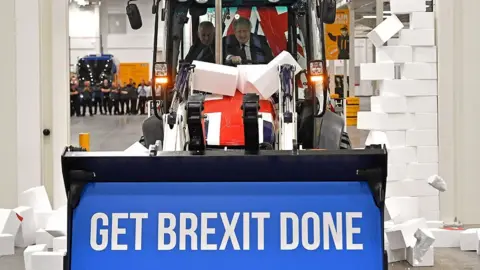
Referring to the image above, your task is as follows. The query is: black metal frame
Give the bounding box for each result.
[62,146,388,270]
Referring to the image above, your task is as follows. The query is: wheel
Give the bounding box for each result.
[339,131,352,149]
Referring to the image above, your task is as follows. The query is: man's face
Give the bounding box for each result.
[234,25,251,45]
[198,26,214,45]
[341,29,347,36]
[85,81,90,87]
[103,79,108,84]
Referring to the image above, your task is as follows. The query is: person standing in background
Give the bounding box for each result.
[137,80,148,115]
[101,79,112,115]
[92,82,104,115]
[145,81,152,100]
[128,82,138,115]
[120,82,130,115]
[82,81,94,116]
[70,83,81,116]
[110,82,120,115]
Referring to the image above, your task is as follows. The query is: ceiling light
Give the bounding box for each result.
[195,0,208,3]
[362,15,389,19]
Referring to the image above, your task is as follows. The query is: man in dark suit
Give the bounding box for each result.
[224,17,274,65]
[184,21,215,63]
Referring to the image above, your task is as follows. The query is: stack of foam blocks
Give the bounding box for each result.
[0,186,67,270]
[359,0,480,266]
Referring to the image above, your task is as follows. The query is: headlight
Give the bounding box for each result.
[195,0,208,3]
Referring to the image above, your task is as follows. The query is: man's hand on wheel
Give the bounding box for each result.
[231,56,242,64]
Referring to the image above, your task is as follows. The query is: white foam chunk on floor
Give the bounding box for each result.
[44,206,67,237]
[13,206,36,247]
[53,236,67,251]
[427,221,444,229]
[0,234,14,256]
[413,228,436,262]
[19,186,52,212]
[460,228,480,251]
[35,229,54,248]
[407,246,434,267]
[0,209,21,236]
[24,244,48,270]
[192,61,238,96]
[30,251,66,270]
[428,175,447,192]
[429,228,461,248]
[367,14,404,48]
[385,218,427,250]
[247,51,302,100]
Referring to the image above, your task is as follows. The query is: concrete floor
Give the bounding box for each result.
[1,114,479,269]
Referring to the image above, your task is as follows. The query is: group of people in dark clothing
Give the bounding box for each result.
[70,77,152,117]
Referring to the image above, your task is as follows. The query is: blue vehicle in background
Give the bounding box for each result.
[76,54,119,86]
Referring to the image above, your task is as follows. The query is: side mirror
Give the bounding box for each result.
[321,0,336,24]
[126,0,143,30]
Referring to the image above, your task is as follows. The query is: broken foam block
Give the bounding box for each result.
[0,234,14,256]
[367,14,404,48]
[0,209,22,236]
[35,229,54,248]
[192,61,238,96]
[407,246,434,267]
[246,51,302,100]
[24,244,48,270]
[30,251,66,270]
[13,206,36,247]
[19,186,52,212]
[413,228,435,262]
[460,228,480,251]
[428,175,447,192]
[385,218,428,250]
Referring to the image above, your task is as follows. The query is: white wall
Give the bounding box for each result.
[437,0,480,224]
[104,0,163,70]
[69,4,99,70]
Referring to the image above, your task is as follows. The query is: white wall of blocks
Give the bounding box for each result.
[359,6,440,221]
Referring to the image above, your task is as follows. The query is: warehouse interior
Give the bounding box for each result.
[1,0,480,269]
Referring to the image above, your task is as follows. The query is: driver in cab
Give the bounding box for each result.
[224,17,274,65]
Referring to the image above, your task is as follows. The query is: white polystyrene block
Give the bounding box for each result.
[414,113,437,129]
[429,228,461,247]
[388,38,400,46]
[388,163,407,181]
[413,46,437,63]
[365,131,390,148]
[418,195,440,212]
[402,63,437,80]
[0,234,14,256]
[24,244,48,270]
[124,141,147,154]
[371,96,408,113]
[34,211,52,231]
[367,14,404,48]
[385,218,428,249]
[428,175,447,192]
[45,206,67,237]
[386,244,407,262]
[417,146,438,163]
[35,229,54,248]
[379,80,437,96]
[407,96,438,113]
[407,246,434,267]
[410,12,434,29]
[407,163,438,179]
[477,231,480,255]
[360,63,395,80]
[385,221,395,230]
[192,61,238,96]
[19,186,52,212]
[53,236,67,251]
[390,0,426,14]
[0,209,21,236]
[357,112,413,131]
[399,29,435,46]
[427,221,444,229]
[460,228,480,251]
[376,46,413,63]
[406,130,437,146]
[237,64,268,95]
[386,197,420,224]
[386,179,439,197]
[386,131,406,147]
[31,251,65,270]
[247,51,302,99]
[388,147,416,164]
[13,206,36,247]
